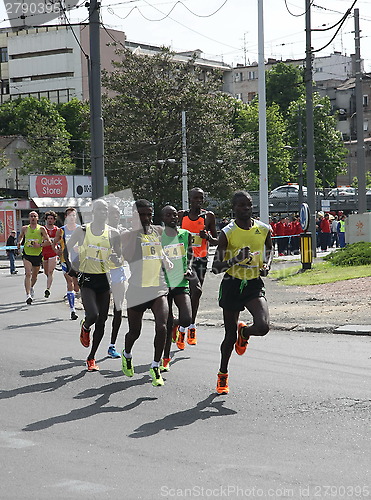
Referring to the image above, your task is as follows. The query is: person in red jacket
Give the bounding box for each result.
[289,215,302,254]
[275,216,288,256]
[320,213,331,251]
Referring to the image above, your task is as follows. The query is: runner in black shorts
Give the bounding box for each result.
[212,191,273,395]
[161,206,193,370]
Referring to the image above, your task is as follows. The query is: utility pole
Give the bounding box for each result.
[88,0,105,200]
[297,104,304,207]
[181,111,188,211]
[305,0,316,258]
[354,8,367,214]
[257,0,269,224]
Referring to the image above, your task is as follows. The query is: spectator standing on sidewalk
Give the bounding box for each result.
[320,213,331,251]
[212,191,273,395]
[331,215,339,247]
[6,230,18,274]
[337,214,347,248]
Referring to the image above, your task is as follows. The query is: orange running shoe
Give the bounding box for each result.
[216,372,229,394]
[176,330,185,350]
[235,322,249,355]
[187,327,197,345]
[171,324,178,343]
[80,320,91,348]
[86,359,99,371]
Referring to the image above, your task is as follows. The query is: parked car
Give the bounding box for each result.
[327,187,356,197]
[269,184,307,199]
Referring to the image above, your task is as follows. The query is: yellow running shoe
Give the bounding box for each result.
[160,358,171,372]
[150,366,164,386]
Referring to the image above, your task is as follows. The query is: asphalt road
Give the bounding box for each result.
[0,268,370,500]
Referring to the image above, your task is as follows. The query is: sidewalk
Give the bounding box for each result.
[2,252,370,335]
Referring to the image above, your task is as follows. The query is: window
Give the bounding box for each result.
[235,72,243,82]
[247,92,256,103]
[0,47,8,63]
[363,95,368,107]
[235,93,242,100]
[248,71,257,80]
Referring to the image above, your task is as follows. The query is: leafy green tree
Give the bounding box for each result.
[286,94,348,188]
[102,48,251,209]
[266,62,305,115]
[0,97,74,174]
[57,98,90,174]
[232,100,292,189]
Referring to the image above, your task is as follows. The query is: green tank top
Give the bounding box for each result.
[79,224,111,274]
[24,225,43,256]
[162,228,190,288]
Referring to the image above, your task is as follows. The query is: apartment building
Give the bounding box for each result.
[227,52,356,104]
[0,24,126,103]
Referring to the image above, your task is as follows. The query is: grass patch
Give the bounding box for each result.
[270,261,371,285]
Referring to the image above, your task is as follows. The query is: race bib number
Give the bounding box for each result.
[163,242,185,260]
[141,241,162,260]
[191,233,202,248]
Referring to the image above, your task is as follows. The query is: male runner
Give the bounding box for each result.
[42,211,59,298]
[178,187,218,344]
[161,205,193,371]
[67,199,121,371]
[121,199,171,387]
[212,191,273,395]
[106,204,127,359]
[54,207,80,320]
[18,211,50,305]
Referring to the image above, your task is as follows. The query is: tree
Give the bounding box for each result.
[57,98,90,174]
[0,97,74,174]
[102,48,251,210]
[232,100,292,189]
[266,62,305,116]
[286,94,348,188]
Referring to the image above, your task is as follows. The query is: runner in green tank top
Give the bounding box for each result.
[160,205,193,372]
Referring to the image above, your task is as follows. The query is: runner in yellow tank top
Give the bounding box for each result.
[67,199,122,372]
[121,199,173,387]
[17,211,51,305]
[178,187,218,344]
[212,191,273,395]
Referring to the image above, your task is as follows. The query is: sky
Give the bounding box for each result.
[1,0,371,71]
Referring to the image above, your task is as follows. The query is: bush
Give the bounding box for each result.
[324,242,371,266]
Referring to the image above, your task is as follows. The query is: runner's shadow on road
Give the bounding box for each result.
[6,318,64,329]
[128,393,237,438]
[23,377,157,432]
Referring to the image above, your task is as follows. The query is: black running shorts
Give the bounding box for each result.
[218,275,266,311]
[22,252,43,267]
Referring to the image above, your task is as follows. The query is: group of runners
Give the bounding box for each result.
[16,188,273,394]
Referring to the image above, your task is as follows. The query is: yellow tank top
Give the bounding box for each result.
[223,219,269,280]
[79,224,111,274]
[24,225,43,256]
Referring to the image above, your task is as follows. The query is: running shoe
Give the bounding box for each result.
[160,357,171,372]
[187,327,197,345]
[71,311,78,320]
[44,289,50,298]
[108,346,121,359]
[176,330,185,350]
[235,322,249,356]
[122,354,134,377]
[171,324,178,343]
[216,372,229,394]
[150,366,164,386]
[30,287,35,298]
[80,320,90,348]
[26,295,32,305]
[86,359,99,371]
